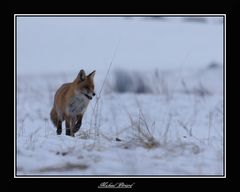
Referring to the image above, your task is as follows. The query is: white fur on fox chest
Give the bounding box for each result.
[66,90,90,117]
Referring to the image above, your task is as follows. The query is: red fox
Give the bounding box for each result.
[50,69,96,136]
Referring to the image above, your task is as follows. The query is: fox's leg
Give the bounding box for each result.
[69,118,75,137]
[56,121,62,135]
[65,120,70,136]
[74,114,83,133]
[65,116,75,137]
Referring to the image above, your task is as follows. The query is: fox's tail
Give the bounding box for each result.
[50,107,58,128]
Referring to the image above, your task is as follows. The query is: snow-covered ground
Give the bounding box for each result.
[15,16,224,176]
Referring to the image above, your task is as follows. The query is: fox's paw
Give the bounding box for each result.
[65,129,75,137]
[66,128,70,136]
[56,128,62,135]
[73,127,80,133]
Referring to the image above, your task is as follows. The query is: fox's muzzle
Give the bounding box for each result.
[83,93,92,100]
[83,92,95,100]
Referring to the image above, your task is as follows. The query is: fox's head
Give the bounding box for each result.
[74,69,96,100]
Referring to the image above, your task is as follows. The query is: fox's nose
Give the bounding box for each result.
[93,92,96,97]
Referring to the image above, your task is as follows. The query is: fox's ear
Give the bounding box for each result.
[88,70,96,80]
[79,69,86,81]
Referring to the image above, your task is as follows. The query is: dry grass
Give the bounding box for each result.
[181,78,211,97]
[126,109,160,149]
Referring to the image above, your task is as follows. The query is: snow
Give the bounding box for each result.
[15,16,224,176]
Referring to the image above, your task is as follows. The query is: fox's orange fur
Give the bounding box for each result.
[50,69,96,136]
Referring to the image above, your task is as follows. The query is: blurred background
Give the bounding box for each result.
[16,16,223,75]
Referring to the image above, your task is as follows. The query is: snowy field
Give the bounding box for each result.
[15,16,224,176]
